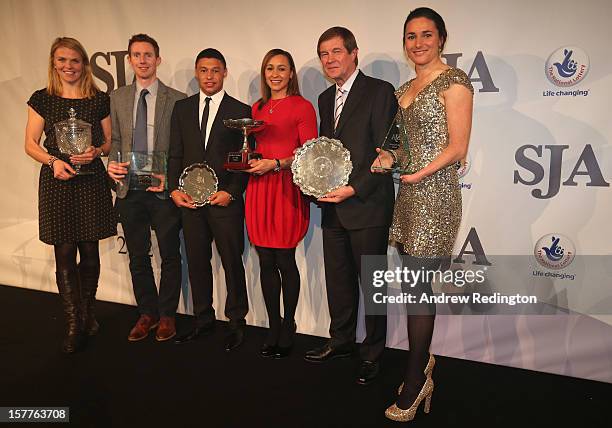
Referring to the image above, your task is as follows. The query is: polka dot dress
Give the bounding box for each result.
[28,89,117,245]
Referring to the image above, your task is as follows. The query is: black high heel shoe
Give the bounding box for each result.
[273,344,293,359]
[261,317,281,357]
[274,320,296,359]
[260,343,277,358]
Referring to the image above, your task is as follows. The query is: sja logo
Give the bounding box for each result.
[442,51,499,93]
[514,144,609,199]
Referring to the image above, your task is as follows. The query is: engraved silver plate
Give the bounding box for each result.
[291,137,353,198]
[178,163,218,207]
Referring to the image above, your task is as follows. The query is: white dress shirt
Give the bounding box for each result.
[199,89,225,148]
[335,68,360,108]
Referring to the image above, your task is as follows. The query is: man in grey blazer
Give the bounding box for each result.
[107,34,186,342]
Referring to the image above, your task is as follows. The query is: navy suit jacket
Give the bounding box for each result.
[318,71,397,230]
[168,92,251,217]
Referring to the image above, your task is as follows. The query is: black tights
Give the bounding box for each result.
[256,246,300,346]
[397,246,441,409]
[54,241,100,274]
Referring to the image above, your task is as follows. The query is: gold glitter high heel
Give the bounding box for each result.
[385,377,434,422]
[398,354,435,394]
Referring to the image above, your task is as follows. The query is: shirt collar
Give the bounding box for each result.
[337,68,359,94]
[136,78,159,97]
[200,89,225,105]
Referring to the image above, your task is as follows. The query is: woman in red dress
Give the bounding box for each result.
[245,49,317,358]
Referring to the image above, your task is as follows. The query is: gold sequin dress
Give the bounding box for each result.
[389,67,473,257]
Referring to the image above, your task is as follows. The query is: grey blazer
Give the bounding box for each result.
[109,80,186,199]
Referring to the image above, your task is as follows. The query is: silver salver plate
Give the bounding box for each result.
[178,163,218,207]
[291,137,353,198]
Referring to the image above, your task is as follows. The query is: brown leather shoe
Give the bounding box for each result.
[155,317,176,342]
[127,314,159,342]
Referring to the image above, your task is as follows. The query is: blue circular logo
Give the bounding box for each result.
[545,47,589,87]
[534,234,575,270]
[456,154,471,179]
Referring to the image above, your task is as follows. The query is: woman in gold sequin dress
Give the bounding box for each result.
[372,7,474,422]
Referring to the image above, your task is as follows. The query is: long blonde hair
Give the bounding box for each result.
[47,37,99,98]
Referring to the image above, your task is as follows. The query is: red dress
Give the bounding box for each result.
[245,95,318,248]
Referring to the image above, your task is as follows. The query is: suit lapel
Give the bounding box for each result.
[320,86,334,138]
[153,80,167,151]
[335,71,365,137]
[190,93,203,148]
[205,93,227,157]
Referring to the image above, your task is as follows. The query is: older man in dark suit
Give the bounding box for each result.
[304,27,398,385]
[108,34,186,343]
[168,48,250,351]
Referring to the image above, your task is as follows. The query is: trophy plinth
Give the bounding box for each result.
[222,119,264,171]
[131,174,157,189]
[54,108,95,175]
[119,151,166,191]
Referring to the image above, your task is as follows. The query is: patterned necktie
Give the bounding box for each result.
[334,87,345,130]
[133,88,149,153]
[201,96,212,147]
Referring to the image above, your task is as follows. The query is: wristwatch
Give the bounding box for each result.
[273,159,281,172]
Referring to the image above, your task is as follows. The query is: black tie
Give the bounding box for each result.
[133,88,149,153]
[201,96,212,147]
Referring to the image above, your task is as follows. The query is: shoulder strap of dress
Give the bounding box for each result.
[439,68,474,94]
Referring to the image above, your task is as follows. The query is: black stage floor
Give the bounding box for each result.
[0,284,609,427]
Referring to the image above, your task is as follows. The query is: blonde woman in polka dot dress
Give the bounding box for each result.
[24,37,117,353]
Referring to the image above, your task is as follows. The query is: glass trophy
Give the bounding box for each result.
[371,110,411,174]
[222,118,264,171]
[118,151,167,191]
[54,108,95,175]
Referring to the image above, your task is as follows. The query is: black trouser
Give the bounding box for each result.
[116,191,182,318]
[181,207,248,327]
[322,209,388,362]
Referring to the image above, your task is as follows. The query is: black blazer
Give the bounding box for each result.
[318,71,398,230]
[168,92,251,217]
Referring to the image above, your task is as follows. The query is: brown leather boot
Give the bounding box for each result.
[56,270,84,353]
[79,263,100,336]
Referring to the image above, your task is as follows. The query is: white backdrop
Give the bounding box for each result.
[1,0,611,383]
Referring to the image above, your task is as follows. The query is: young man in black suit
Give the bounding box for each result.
[303,27,398,385]
[168,48,250,351]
